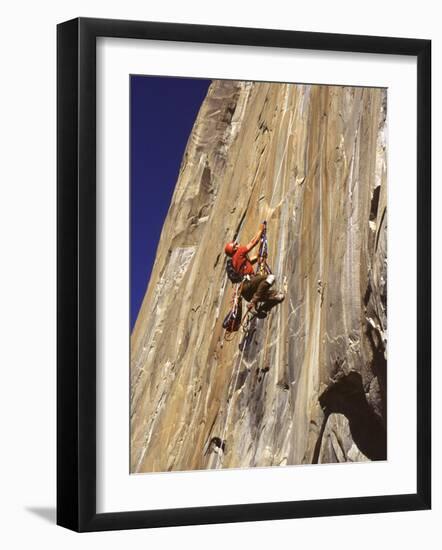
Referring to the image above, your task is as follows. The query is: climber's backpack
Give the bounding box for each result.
[226,258,244,284]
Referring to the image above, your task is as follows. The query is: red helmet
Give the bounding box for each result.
[224,242,236,256]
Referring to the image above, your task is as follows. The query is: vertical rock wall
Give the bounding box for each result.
[130,80,387,473]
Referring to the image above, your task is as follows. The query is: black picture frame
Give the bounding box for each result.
[57,17,431,532]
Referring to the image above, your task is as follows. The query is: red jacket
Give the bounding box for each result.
[232,245,254,276]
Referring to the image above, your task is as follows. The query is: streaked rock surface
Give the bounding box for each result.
[130,80,387,473]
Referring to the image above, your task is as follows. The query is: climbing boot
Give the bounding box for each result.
[273,292,285,302]
[255,305,268,319]
[248,302,267,319]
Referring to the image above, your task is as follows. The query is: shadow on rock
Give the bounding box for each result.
[317,371,386,461]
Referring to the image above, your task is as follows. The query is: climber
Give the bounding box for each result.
[224,222,284,318]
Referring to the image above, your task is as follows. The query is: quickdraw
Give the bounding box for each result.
[255,221,272,276]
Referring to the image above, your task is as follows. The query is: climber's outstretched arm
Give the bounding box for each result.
[245,223,265,253]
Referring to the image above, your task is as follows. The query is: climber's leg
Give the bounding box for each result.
[251,274,275,303]
[253,274,285,314]
[258,292,285,313]
[241,275,267,303]
[244,274,275,316]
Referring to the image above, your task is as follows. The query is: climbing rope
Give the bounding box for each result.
[215,337,248,468]
[223,282,243,341]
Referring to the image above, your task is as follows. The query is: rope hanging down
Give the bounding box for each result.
[212,222,277,461]
[214,336,248,468]
[222,283,243,340]
[214,222,273,461]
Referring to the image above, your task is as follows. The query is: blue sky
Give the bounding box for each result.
[130,75,211,330]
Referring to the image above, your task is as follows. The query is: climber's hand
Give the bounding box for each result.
[246,223,266,252]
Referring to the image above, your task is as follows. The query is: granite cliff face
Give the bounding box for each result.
[130,80,387,473]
